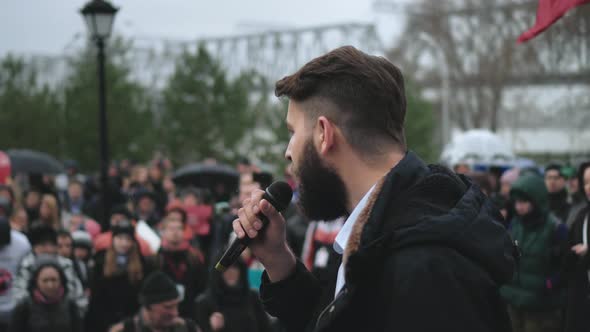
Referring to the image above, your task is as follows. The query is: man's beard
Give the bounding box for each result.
[294,140,349,221]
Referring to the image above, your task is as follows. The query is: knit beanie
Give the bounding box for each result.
[111,222,135,238]
[139,271,179,306]
[71,230,93,250]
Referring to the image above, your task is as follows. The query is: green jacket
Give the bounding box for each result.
[501,174,567,310]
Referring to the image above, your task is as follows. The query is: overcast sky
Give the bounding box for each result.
[0,0,408,56]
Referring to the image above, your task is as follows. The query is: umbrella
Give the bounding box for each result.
[6,149,64,175]
[172,163,239,198]
[440,130,515,168]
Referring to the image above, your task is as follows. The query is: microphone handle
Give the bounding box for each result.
[215,205,271,272]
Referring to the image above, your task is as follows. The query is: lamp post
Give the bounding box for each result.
[80,0,118,227]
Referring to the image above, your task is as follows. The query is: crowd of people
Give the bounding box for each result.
[455,161,590,332]
[0,157,295,332]
[0,154,589,332]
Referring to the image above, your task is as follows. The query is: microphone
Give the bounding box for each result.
[215,181,293,272]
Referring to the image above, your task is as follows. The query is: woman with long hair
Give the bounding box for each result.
[9,257,83,332]
[32,194,60,230]
[564,161,590,332]
[85,222,152,332]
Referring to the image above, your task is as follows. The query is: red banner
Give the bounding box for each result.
[518,0,590,43]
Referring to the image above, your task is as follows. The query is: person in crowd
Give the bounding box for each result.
[109,272,201,332]
[86,221,154,332]
[0,216,31,329]
[10,206,29,234]
[453,162,470,174]
[501,173,568,332]
[0,197,11,221]
[236,157,253,175]
[233,46,515,332]
[566,163,588,227]
[563,161,590,332]
[23,189,42,225]
[57,230,74,259]
[545,163,572,223]
[128,166,152,197]
[63,180,90,216]
[466,171,493,196]
[195,258,271,332]
[94,205,154,256]
[58,230,91,296]
[492,167,521,224]
[14,224,86,314]
[300,217,344,310]
[71,230,94,293]
[0,185,15,213]
[65,212,101,240]
[32,194,61,230]
[134,190,161,228]
[9,257,83,332]
[208,198,238,267]
[163,175,178,205]
[64,159,86,184]
[156,212,207,318]
[182,188,213,258]
[148,161,168,215]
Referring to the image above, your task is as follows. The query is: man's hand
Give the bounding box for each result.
[232,189,296,282]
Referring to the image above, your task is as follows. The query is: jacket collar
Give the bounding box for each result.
[342,151,429,271]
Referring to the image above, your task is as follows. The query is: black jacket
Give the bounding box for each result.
[195,259,271,332]
[564,205,590,332]
[156,248,207,318]
[85,251,153,332]
[548,189,572,224]
[9,297,82,332]
[260,152,516,332]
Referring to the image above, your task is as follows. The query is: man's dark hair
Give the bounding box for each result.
[545,163,564,177]
[275,45,407,155]
[57,229,73,241]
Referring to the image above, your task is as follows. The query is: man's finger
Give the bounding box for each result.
[260,199,280,220]
[232,219,245,239]
[238,207,257,238]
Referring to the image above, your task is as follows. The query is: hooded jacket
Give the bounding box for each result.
[260,152,516,332]
[501,174,567,310]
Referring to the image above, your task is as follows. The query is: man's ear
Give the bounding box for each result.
[316,116,335,155]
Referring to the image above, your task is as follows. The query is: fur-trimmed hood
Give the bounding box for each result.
[342,152,515,287]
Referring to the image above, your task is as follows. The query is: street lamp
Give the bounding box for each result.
[80,0,118,227]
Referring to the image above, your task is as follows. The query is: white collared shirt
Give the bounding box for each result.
[333,184,376,297]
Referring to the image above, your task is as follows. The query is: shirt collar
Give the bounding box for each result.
[333,184,376,254]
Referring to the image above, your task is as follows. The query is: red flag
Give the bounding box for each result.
[518,0,590,43]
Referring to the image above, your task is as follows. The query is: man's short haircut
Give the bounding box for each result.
[275,45,407,155]
[57,229,73,241]
[545,163,564,178]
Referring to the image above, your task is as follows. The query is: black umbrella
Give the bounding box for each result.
[172,163,239,200]
[6,149,64,175]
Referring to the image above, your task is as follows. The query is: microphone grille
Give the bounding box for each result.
[265,181,293,212]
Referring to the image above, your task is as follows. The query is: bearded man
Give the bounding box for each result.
[233,46,516,332]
